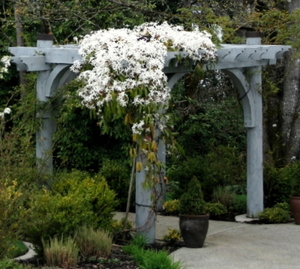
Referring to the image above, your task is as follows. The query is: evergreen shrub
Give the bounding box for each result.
[228,194,247,215]
[162,229,181,245]
[0,179,28,258]
[205,202,227,217]
[258,203,291,224]
[163,200,180,215]
[167,156,205,199]
[99,159,132,211]
[23,171,117,247]
[264,163,293,207]
[179,177,206,215]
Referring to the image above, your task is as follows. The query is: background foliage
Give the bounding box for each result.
[1,3,300,254]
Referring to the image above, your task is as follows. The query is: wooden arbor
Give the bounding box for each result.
[9,34,290,242]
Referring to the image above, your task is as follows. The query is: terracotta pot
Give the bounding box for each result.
[179,214,209,248]
[290,196,300,225]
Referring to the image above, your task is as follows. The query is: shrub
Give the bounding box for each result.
[123,235,182,269]
[110,218,133,243]
[163,200,180,215]
[281,161,300,196]
[140,250,182,269]
[264,163,292,207]
[273,202,290,212]
[211,186,236,209]
[228,194,247,215]
[99,159,132,211]
[201,146,246,192]
[162,229,182,245]
[0,179,29,258]
[258,203,291,224]
[206,202,227,217]
[167,156,206,199]
[43,236,78,268]
[179,177,206,215]
[75,226,112,259]
[0,257,31,269]
[23,171,117,248]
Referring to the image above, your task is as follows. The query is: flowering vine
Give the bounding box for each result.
[72,21,216,186]
[0,56,11,79]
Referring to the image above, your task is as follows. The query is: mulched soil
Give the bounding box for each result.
[22,241,183,269]
[77,244,140,269]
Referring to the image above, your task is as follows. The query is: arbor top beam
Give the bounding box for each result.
[9,44,291,72]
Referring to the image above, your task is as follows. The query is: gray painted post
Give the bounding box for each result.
[135,155,156,244]
[36,35,55,178]
[156,139,166,211]
[246,35,264,217]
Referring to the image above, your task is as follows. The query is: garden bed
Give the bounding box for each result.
[20,241,182,269]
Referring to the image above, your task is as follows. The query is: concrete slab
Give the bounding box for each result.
[114,212,300,269]
[171,223,300,269]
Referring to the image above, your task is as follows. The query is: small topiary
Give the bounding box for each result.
[179,176,207,215]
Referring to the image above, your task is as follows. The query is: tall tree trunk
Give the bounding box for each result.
[282,0,300,163]
[14,1,27,88]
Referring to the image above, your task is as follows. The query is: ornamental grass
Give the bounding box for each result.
[75,225,112,259]
[42,235,78,267]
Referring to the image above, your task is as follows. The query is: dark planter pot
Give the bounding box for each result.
[179,214,209,248]
[290,196,300,225]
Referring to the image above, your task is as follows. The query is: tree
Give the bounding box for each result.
[281,1,300,163]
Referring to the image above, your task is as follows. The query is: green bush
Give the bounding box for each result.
[258,203,291,224]
[282,161,300,196]
[167,156,206,199]
[273,202,290,212]
[53,80,131,172]
[179,177,206,215]
[163,200,180,215]
[167,146,246,201]
[99,159,132,211]
[264,163,292,207]
[23,171,117,247]
[228,195,247,215]
[162,229,182,245]
[110,218,133,243]
[202,146,246,191]
[211,186,236,209]
[0,179,29,258]
[0,257,32,269]
[123,235,182,269]
[205,202,227,217]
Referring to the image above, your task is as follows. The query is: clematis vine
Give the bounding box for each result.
[72,21,216,183]
[0,56,11,79]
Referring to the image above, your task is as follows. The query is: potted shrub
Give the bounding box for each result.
[288,161,300,224]
[179,176,209,248]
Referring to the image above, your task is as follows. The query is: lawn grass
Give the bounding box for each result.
[6,239,28,258]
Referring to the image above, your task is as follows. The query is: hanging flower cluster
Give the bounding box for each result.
[71,21,216,133]
[0,107,11,119]
[0,56,11,79]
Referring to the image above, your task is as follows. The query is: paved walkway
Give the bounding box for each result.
[114,212,300,269]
